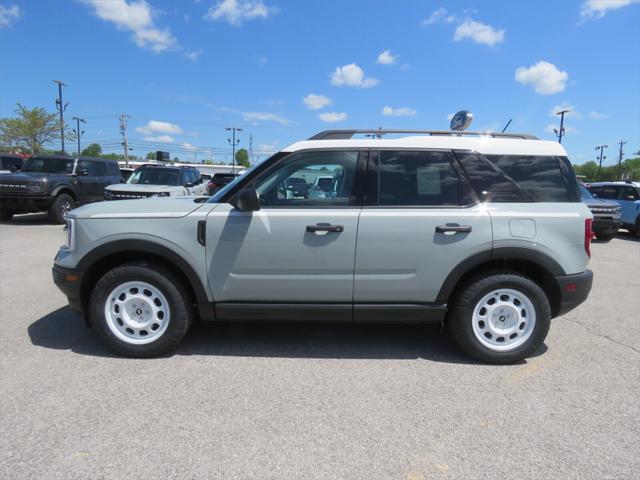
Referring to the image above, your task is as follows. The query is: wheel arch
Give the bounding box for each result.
[436,247,565,317]
[77,240,212,325]
[51,185,76,200]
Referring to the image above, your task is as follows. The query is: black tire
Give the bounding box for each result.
[0,210,13,222]
[595,232,616,241]
[48,193,74,224]
[448,270,551,364]
[89,262,193,357]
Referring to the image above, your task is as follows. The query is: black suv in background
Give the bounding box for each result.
[0,153,25,172]
[0,155,121,223]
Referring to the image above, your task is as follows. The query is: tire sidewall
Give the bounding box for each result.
[90,264,192,357]
[450,273,551,364]
[49,194,73,224]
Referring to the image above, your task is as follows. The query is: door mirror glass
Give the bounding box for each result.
[232,188,261,211]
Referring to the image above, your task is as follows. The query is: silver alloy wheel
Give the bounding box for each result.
[104,281,170,345]
[59,199,71,217]
[471,288,536,352]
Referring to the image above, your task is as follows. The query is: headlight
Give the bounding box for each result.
[104,190,113,200]
[62,218,75,250]
[151,192,170,197]
[25,183,43,192]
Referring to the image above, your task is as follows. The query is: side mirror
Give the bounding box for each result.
[232,188,260,211]
[623,195,636,201]
[185,182,194,188]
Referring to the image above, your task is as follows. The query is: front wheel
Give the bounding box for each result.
[48,193,74,224]
[448,271,551,364]
[89,263,193,357]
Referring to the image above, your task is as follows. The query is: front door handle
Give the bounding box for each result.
[435,224,472,233]
[306,223,344,233]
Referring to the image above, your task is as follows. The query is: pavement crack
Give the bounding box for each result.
[564,317,639,354]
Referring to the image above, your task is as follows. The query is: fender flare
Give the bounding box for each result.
[435,247,565,304]
[77,239,210,307]
[50,184,76,199]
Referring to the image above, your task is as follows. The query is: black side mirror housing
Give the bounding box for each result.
[232,188,260,211]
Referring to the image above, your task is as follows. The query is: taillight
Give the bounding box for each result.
[584,218,594,257]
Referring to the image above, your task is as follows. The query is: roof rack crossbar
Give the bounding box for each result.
[308,129,539,141]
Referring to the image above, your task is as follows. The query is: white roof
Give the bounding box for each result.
[283,134,567,157]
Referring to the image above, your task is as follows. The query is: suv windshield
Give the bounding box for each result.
[127,167,181,186]
[579,184,593,199]
[23,157,74,173]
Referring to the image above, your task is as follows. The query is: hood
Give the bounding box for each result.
[0,171,51,182]
[105,183,182,193]
[69,197,206,219]
[581,197,620,208]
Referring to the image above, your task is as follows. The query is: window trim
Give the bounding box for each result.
[364,148,477,209]
[228,148,369,209]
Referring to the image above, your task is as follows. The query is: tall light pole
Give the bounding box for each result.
[53,80,68,153]
[554,109,569,144]
[595,144,608,181]
[616,140,627,181]
[119,114,131,167]
[226,127,242,173]
[72,116,85,155]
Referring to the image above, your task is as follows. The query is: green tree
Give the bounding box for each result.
[81,143,102,157]
[146,151,156,160]
[235,148,250,167]
[574,161,599,181]
[0,103,62,154]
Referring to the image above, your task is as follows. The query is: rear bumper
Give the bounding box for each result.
[554,270,593,317]
[52,264,85,317]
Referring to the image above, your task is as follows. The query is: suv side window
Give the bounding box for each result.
[107,162,120,176]
[591,185,621,199]
[253,150,360,207]
[456,152,531,202]
[621,186,639,201]
[369,150,464,206]
[77,160,104,176]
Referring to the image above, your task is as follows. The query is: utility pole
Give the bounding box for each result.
[226,127,242,173]
[616,140,627,181]
[53,80,68,154]
[249,133,254,166]
[554,109,569,144]
[119,114,131,167]
[595,144,608,181]
[72,116,85,155]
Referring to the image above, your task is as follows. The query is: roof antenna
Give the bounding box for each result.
[501,119,512,133]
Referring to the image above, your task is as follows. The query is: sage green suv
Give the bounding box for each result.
[53,129,593,363]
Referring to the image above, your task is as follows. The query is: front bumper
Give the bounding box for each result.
[554,270,593,316]
[592,215,621,234]
[52,264,85,317]
[0,194,54,212]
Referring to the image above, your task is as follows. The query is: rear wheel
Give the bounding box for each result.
[595,232,616,241]
[448,271,551,364]
[89,263,193,357]
[48,193,74,224]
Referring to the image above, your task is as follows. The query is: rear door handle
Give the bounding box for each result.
[306,224,344,233]
[435,225,472,233]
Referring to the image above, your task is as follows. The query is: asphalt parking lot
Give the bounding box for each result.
[0,214,638,480]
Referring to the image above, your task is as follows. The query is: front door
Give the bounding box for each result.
[205,149,366,306]
[75,160,104,202]
[354,150,492,305]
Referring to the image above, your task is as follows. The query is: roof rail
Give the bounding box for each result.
[308,129,539,141]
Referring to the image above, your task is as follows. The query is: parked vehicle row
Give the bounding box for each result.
[104,164,207,200]
[53,128,594,364]
[585,181,640,236]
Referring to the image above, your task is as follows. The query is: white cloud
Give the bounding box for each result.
[588,111,608,119]
[184,49,204,62]
[144,135,175,143]
[79,0,177,52]
[182,142,198,150]
[545,124,579,135]
[330,63,379,88]
[257,142,278,152]
[377,49,397,65]
[548,103,582,119]
[303,93,332,110]
[0,4,20,28]
[136,120,183,135]
[454,19,504,46]
[515,61,568,95]
[242,111,289,125]
[580,0,639,21]
[382,106,417,117]
[204,0,276,26]
[319,112,347,123]
[422,7,455,25]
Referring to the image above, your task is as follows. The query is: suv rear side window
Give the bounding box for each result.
[370,151,464,206]
[484,155,574,202]
[589,185,620,199]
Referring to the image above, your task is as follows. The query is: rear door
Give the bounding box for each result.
[206,149,366,307]
[354,149,492,307]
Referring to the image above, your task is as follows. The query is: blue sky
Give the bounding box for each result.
[1,0,639,164]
